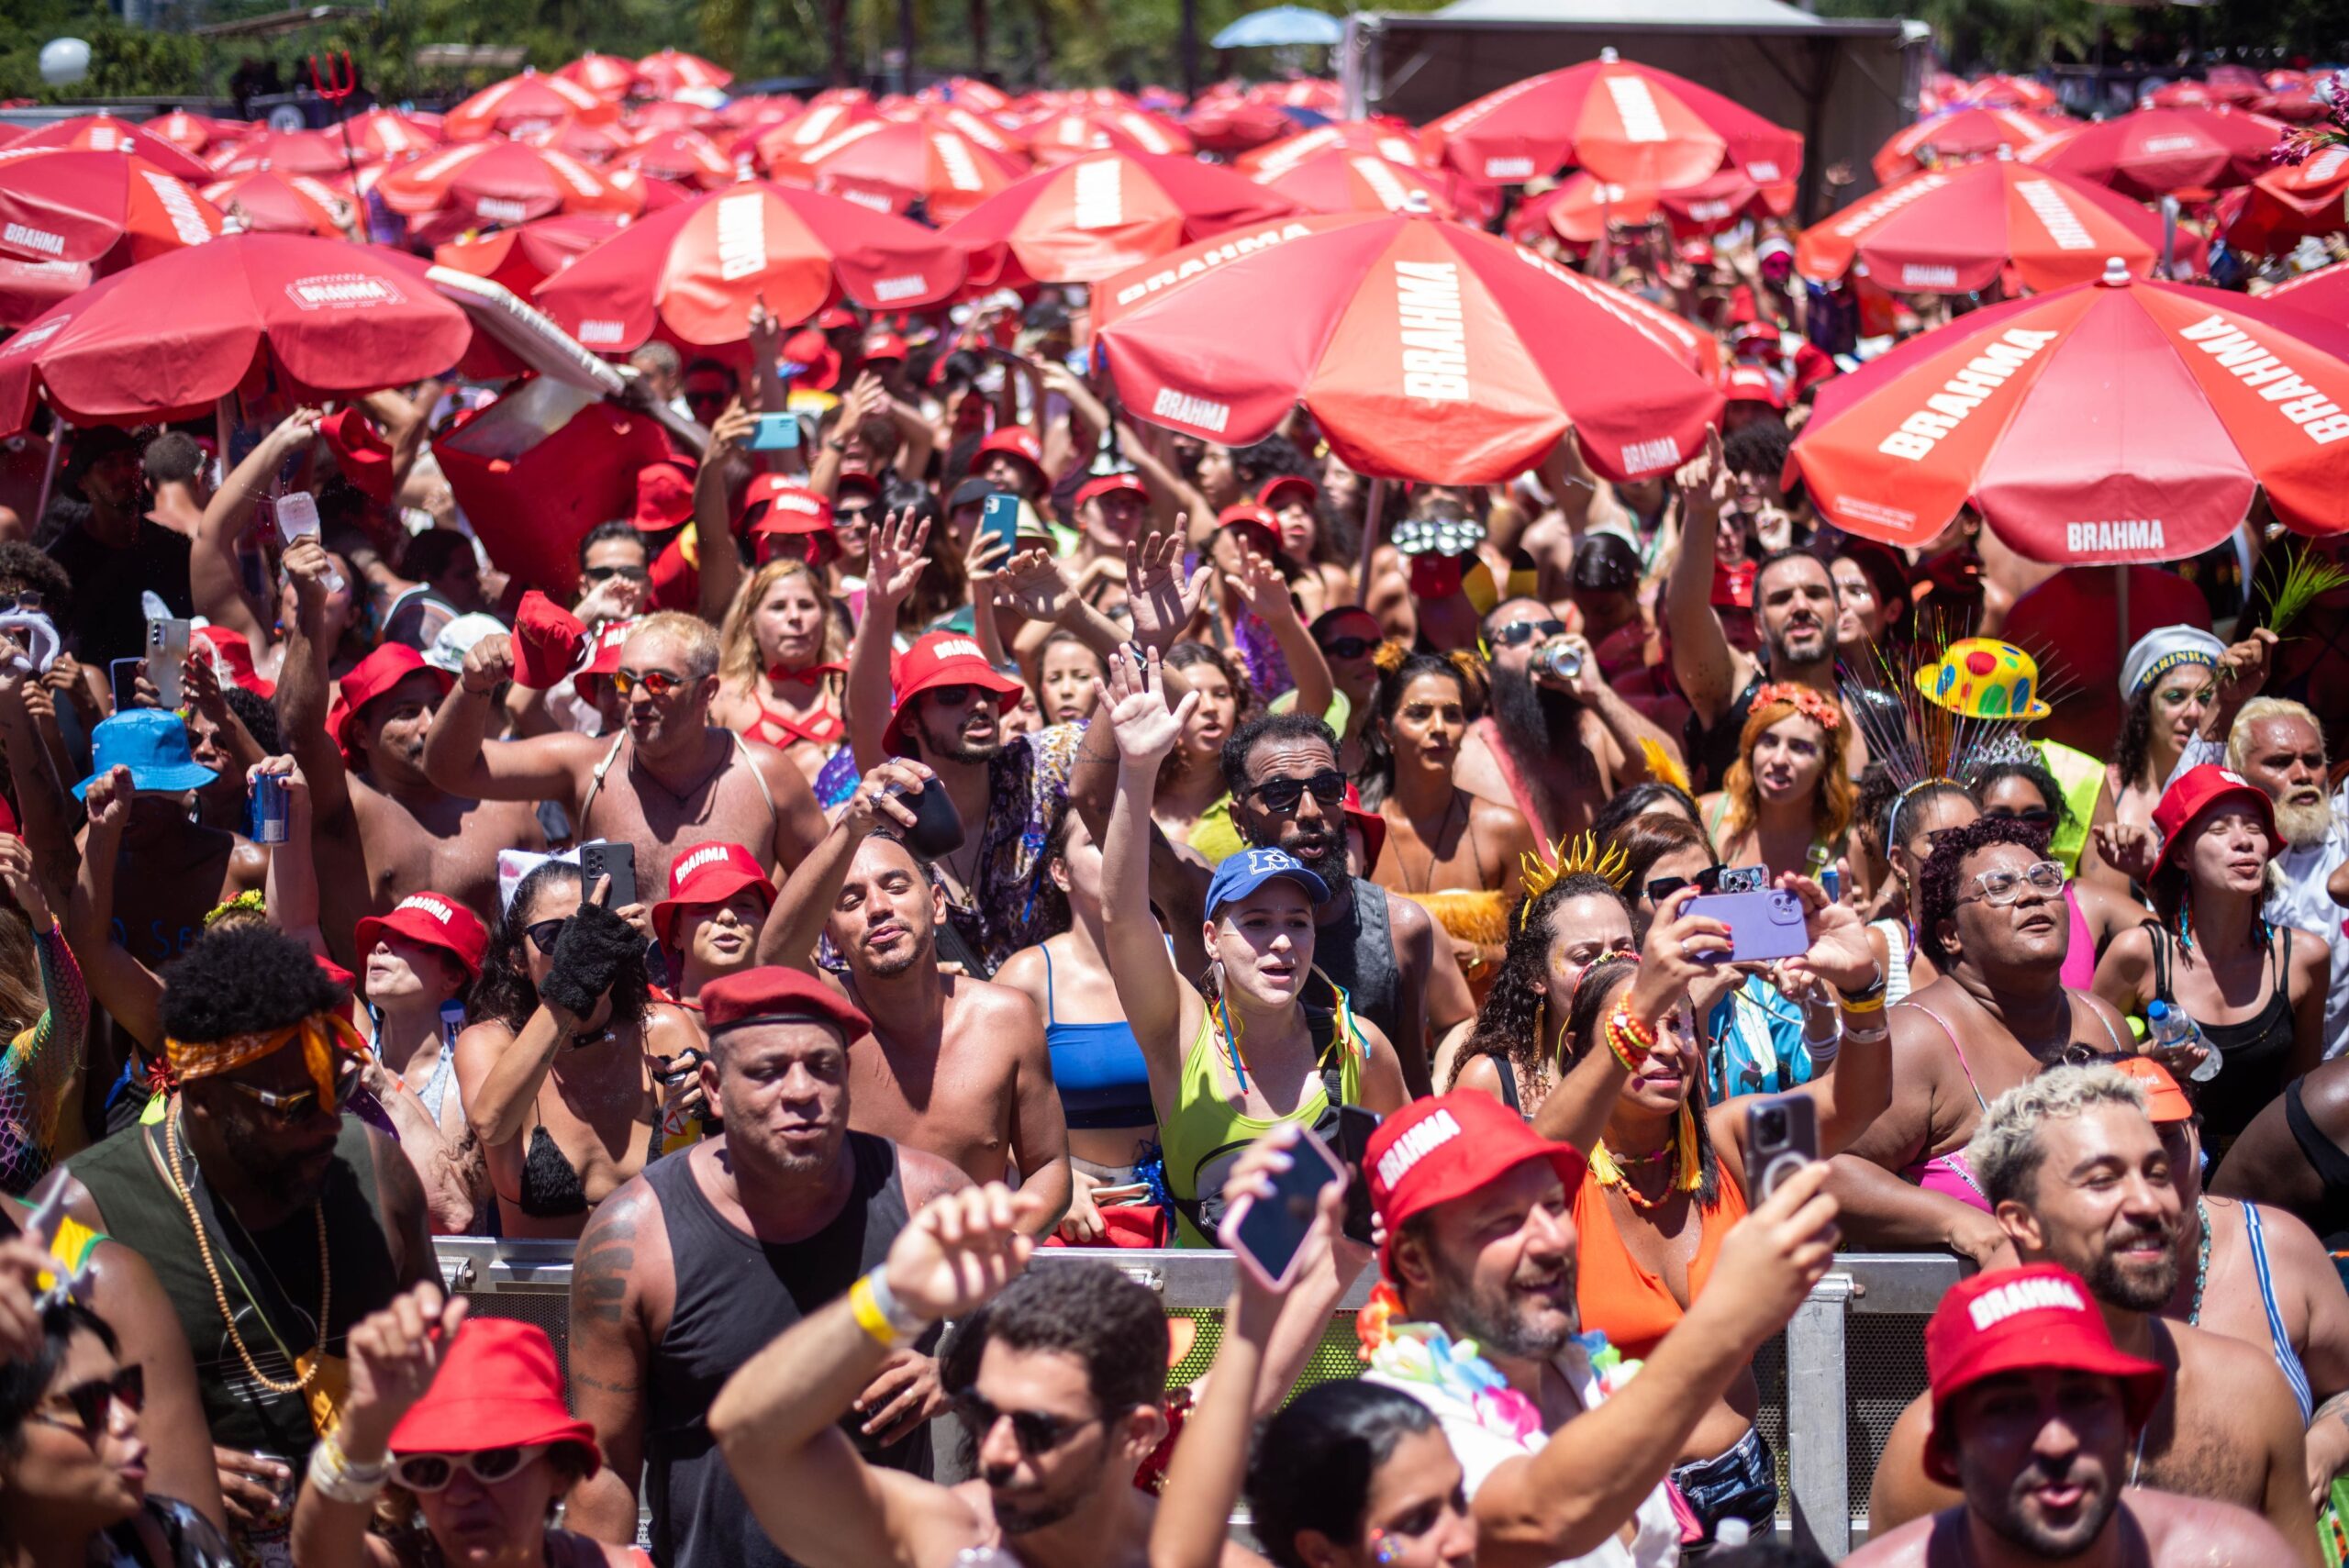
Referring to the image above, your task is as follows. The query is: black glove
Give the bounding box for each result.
[540,900,642,1020]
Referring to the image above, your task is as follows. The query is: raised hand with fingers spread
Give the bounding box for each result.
[1123,530,1211,654]
[1105,644,1198,770]
[863,511,930,612]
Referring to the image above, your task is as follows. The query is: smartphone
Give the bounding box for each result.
[144,617,189,709]
[882,778,967,860]
[108,657,141,713]
[1218,1126,1345,1291]
[1745,1094,1820,1203]
[979,492,1022,556]
[748,412,801,452]
[579,840,637,909]
[1335,1105,1382,1248]
[1684,886,1809,963]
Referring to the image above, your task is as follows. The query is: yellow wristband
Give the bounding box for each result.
[849,1273,900,1349]
[1840,990,1887,1016]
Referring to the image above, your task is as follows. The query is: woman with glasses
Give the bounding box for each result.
[454,862,672,1240]
[1696,683,1853,884]
[1524,868,1887,1542]
[2093,765,2328,1153]
[293,1281,646,1568]
[1965,753,2145,993]
[710,558,850,786]
[0,1298,231,1568]
[1308,607,1386,777]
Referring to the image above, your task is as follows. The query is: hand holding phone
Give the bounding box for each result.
[1335,1106,1382,1248]
[1218,1124,1346,1293]
[979,492,1022,556]
[748,413,801,452]
[1745,1095,1820,1203]
[580,840,638,910]
[145,617,189,709]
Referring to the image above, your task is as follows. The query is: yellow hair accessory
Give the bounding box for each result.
[1638,737,1691,796]
[1370,639,1409,676]
[202,891,269,929]
[1517,832,1632,928]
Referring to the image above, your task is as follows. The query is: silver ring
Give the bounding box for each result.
[1680,936,1698,955]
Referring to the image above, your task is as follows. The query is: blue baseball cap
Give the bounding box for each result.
[72,709,219,800]
[1206,847,1330,916]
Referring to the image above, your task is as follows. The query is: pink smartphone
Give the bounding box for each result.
[1217,1126,1346,1291]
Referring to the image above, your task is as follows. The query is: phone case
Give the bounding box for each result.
[1746,1095,1820,1203]
[1217,1127,1345,1292]
[1686,887,1809,962]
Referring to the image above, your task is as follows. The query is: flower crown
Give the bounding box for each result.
[1751,681,1842,733]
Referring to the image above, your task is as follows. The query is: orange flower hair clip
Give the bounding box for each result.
[1751,682,1843,733]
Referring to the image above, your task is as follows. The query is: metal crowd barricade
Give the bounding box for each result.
[435,1240,1962,1557]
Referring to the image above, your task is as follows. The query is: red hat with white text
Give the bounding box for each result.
[1365,1092,1586,1274]
[354,892,490,980]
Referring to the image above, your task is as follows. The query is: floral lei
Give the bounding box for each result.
[1354,1282,1640,1450]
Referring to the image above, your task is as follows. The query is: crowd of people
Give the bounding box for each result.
[11,64,2349,1568]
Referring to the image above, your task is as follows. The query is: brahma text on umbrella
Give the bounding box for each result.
[717,192,767,282]
[2012,179,2096,250]
[1876,327,2061,459]
[1109,221,1315,309]
[2065,519,2165,554]
[1396,260,1470,402]
[2177,315,2349,443]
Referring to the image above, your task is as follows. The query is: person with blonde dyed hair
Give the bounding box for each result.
[1698,683,1854,883]
[710,558,849,782]
[2226,695,2349,1061]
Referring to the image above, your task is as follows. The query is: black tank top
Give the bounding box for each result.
[1684,673,1763,796]
[2150,924,2299,1152]
[66,1115,403,1462]
[642,1135,933,1568]
[1315,876,1400,1049]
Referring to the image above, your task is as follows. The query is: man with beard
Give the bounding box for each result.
[276,539,546,952]
[753,760,1070,1236]
[1848,1263,2297,1568]
[426,609,826,897]
[1457,596,1688,842]
[1868,1066,2319,1560]
[56,924,434,1547]
[563,967,971,1563]
[1663,429,1850,793]
[1361,1092,1843,1568]
[2229,698,2349,1061]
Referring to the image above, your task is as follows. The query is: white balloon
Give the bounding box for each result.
[37,38,91,87]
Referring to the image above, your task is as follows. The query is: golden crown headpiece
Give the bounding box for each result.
[1518,832,1631,928]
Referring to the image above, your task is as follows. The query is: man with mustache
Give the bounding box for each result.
[2228,698,2349,1061]
[753,758,1071,1239]
[1847,1262,2298,1568]
[1868,1065,2319,1562]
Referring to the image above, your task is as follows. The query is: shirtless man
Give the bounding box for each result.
[758,761,1071,1238]
[276,539,544,950]
[1868,1065,2319,1562]
[1848,1262,2300,1568]
[1454,596,1684,842]
[425,610,826,895]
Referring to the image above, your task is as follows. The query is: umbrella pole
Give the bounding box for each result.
[31,419,65,536]
[1353,476,1387,605]
[2116,562,2130,668]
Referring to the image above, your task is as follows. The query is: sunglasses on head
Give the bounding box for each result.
[1317,636,1376,661]
[1488,618,1566,649]
[1246,769,1348,813]
[391,1443,548,1492]
[611,668,687,698]
[32,1363,142,1440]
[954,1391,1106,1457]
[226,1062,361,1121]
[581,564,649,584]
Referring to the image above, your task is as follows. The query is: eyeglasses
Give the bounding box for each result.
[955,1392,1107,1457]
[611,668,687,698]
[1959,860,2066,907]
[31,1364,143,1440]
[1317,636,1376,661]
[1488,618,1565,650]
[525,917,570,954]
[1245,769,1348,814]
[581,564,650,584]
[225,1062,360,1120]
[391,1443,549,1492]
[1983,806,2058,832]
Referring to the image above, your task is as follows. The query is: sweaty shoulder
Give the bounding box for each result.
[897,1143,972,1211]
[951,976,1045,1034]
[2175,1319,2302,1427]
[2126,1485,2304,1564]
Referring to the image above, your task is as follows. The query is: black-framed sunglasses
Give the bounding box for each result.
[1317,635,1377,661]
[392,1443,546,1492]
[1644,866,1727,905]
[525,917,571,955]
[954,1391,1107,1457]
[225,1062,361,1121]
[32,1363,143,1440]
[1983,806,2058,831]
[923,684,982,708]
[581,564,650,584]
[1246,769,1348,814]
[1488,618,1566,649]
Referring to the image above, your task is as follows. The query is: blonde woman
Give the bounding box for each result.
[710,557,848,784]
[1698,684,1854,882]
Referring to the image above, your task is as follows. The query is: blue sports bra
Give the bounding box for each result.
[1042,949,1156,1130]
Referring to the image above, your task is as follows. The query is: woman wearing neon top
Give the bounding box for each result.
[1100,646,1408,1246]
[1528,866,1887,1541]
[710,558,848,785]
[1696,683,1853,884]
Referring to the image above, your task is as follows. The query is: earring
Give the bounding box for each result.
[1533,995,1549,1070]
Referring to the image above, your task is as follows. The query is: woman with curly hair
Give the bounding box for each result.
[709,557,849,784]
[1445,872,1635,1117]
[1697,683,1852,882]
[452,861,675,1240]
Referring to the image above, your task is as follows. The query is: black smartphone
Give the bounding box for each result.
[1218,1127,1345,1291]
[580,840,637,909]
[1746,1094,1820,1203]
[883,779,966,861]
[107,658,140,714]
[1335,1105,1381,1247]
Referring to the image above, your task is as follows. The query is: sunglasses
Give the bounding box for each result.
[1246,769,1348,813]
[581,564,650,584]
[32,1364,143,1440]
[924,684,982,708]
[0,590,46,616]
[1644,866,1728,905]
[611,668,687,698]
[392,1443,549,1492]
[526,917,570,954]
[1959,860,2066,907]
[226,1063,360,1121]
[955,1392,1106,1457]
[1983,806,2057,831]
[1488,618,1566,649]
[1317,636,1377,661]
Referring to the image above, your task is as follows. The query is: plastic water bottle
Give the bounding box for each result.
[2148,1000,2221,1083]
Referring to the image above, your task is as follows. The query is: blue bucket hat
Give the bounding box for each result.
[72,709,219,800]
[1206,847,1330,916]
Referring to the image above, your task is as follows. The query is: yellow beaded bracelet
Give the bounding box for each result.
[849,1273,899,1349]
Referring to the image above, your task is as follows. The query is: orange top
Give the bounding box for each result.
[1571,1162,1749,1362]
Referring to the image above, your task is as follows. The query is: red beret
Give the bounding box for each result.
[700,966,872,1041]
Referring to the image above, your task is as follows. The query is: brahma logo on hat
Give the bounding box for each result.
[1364,1093,1586,1273]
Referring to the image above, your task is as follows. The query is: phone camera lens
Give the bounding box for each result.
[1759,1108,1787,1142]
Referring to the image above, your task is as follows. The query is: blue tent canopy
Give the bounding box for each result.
[1213,6,1347,48]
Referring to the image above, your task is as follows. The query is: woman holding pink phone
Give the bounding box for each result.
[1100,647,1409,1248]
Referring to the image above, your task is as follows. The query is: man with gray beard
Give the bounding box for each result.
[2230,698,2349,1061]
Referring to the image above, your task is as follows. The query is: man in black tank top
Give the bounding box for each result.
[564,967,972,1567]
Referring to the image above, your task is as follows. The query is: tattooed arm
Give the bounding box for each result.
[565,1178,667,1542]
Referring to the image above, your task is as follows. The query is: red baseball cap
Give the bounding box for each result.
[2151,764,2277,882]
[1366,1092,1586,1274]
[1924,1264,2166,1467]
[884,630,1024,754]
[701,964,872,1040]
[863,331,909,363]
[1258,474,1319,511]
[193,625,274,700]
[631,462,696,532]
[1217,502,1279,539]
[320,406,396,506]
[387,1318,600,1469]
[651,840,776,949]
[1723,364,1785,408]
[833,469,883,504]
[2109,1055,2194,1124]
[976,427,1047,484]
[1075,471,1148,509]
[331,643,454,751]
[783,328,841,392]
[817,306,860,332]
[742,474,834,533]
[354,892,491,981]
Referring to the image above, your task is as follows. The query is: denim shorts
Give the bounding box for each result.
[1670,1426,1778,1542]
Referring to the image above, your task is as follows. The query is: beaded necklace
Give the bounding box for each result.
[161,1111,329,1396]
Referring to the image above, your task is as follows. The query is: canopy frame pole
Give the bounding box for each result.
[1353,476,1387,605]
[2116,562,2130,668]
[31,417,64,535]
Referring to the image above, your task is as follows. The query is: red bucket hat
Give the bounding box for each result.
[330,643,455,752]
[782,328,841,392]
[651,840,776,949]
[354,892,491,981]
[1075,471,1148,509]
[572,618,636,698]
[320,406,396,506]
[883,630,1023,755]
[1365,1092,1586,1275]
[2151,764,2277,883]
[1925,1264,2167,1466]
[976,427,1047,486]
[387,1318,600,1469]
[743,474,834,532]
[631,462,696,533]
